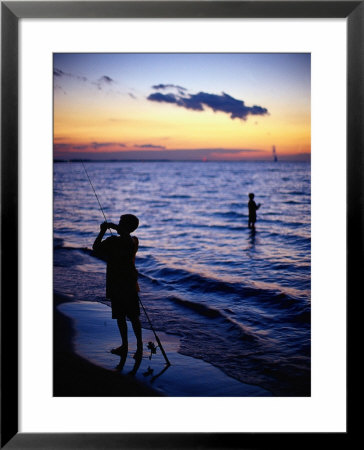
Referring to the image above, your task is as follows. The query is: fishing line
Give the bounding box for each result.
[63,161,90,250]
[81,161,113,235]
[81,160,171,366]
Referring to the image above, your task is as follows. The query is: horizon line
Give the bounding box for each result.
[54,157,310,163]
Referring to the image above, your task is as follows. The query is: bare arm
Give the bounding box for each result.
[93,222,117,251]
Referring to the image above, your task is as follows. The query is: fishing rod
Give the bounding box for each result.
[81,161,171,366]
[140,298,171,366]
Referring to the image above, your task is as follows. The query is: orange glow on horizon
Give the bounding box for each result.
[54,53,310,160]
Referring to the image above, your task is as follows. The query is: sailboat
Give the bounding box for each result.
[272,145,278,162]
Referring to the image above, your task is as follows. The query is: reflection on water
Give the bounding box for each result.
[54,161,311,396]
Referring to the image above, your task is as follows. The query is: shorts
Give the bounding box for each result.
[111,293,140,320]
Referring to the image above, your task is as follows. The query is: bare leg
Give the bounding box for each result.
[111,316,128,355]
[130,316,143,358]
[117,316,128,347]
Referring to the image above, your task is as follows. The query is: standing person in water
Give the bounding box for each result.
[93,214,143,358]
[248,193,261,229]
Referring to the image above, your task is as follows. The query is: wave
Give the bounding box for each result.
[53,237,64,249]
[286,191,310,196]
[263,232,310,247]
[167,295,258,341]
[140,265,304,310]
[53,240,93,254]
[259,217,310,227]
[54,238,309,321]
[162,194,192,199]
[212,211,247,219]
[288,308,311,324]
[284,200,310,205]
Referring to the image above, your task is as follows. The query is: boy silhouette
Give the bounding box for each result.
[248,193,261,229]
[93,214,142,358]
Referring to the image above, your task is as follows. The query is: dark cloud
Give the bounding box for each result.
[54,147,270,161]
[54,84,67,95]
[99,75,114,84]
[152,84,187,95]
[54,143,72,152]
[128,93,137,99]
[53,67,87,82]
[94,75,116,90]
[54,142,126,152]
[134,144,166,150]
[53,68,65,77]
[53,68,116,90]
[148,92,182,105]
[89,142,125,149]
[148,89,268,121]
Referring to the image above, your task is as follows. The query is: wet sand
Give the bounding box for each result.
[54,293,271,397]
[53,293,161,396]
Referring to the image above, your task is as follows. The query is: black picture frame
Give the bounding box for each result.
[1,1,359,448]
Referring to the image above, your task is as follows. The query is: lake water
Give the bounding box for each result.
[54,160,311,396]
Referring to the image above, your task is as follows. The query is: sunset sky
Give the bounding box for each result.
[53,53,310,161]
